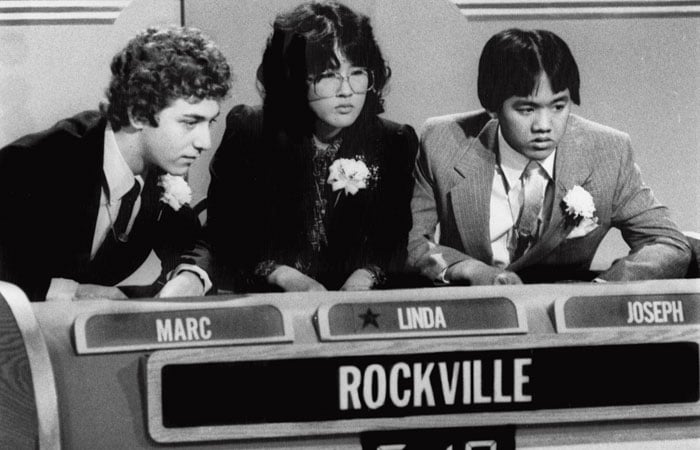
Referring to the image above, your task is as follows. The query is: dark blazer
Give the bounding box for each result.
[0,111,203,301]
[203,104,419,291]
[408,110,691,283]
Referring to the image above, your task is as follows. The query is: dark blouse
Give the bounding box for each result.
[201,104,419,292]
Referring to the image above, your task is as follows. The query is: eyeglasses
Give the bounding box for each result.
[308,68,373,98]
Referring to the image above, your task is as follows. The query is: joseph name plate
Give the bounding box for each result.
[554,293,700,332]
[315,297,526,341]
[74,303,293,354]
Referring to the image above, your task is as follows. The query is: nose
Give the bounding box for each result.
[532,110,552,133]
[193,125,212,152]
[337,75,353,97]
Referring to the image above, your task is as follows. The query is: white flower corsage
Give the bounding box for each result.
[561,185,599,238]
[158,174,192,211]
[327,157,377,195]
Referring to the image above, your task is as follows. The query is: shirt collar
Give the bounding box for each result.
[103,123,142,203]
[497,126,555,191]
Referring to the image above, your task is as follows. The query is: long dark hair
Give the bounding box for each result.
[254,1,391,262]
[257,0,389,137]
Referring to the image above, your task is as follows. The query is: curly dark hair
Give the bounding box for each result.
[257,0,390,135]
[101,26,231,130]
[478,28,580,112]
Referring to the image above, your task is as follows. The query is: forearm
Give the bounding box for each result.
[599,240,691,281]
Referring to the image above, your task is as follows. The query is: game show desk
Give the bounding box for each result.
[15,280,700,449]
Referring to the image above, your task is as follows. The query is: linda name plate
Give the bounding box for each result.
[74,303,292,354]
[315,297,527,341]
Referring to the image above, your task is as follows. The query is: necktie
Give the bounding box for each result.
[511,160,546,261]
[113,181,141,242]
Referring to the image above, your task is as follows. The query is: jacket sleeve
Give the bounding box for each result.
[406,119,485,283]
[196,105,264,291]
[362,123,419,282]
[599,137,691,280]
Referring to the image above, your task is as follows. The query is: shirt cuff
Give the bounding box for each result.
[170,264,212,294]
[46,278,79,302]
[592,277,607,283]
[437,267,451,284]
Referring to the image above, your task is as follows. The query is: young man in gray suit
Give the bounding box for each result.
[408,28,690,285]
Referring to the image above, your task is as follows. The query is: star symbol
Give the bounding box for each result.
[359,307,380,329]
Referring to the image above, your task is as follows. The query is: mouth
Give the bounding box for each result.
[335,104,354,114]
[530,138,553,150]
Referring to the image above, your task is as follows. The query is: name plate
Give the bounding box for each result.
[74,304,292,354]
[315,297,526,341]
[554,293,700,332]
[148,342,699,441]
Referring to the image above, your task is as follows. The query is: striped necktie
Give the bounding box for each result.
[511,160,546,261]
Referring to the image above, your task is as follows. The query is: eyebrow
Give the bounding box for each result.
[513,93,570,106]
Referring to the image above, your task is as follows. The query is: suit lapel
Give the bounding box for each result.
[508,115,594,271]
[72,119,108,271]
[450,119,498,263]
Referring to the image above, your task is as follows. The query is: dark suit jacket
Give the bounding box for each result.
[408,110,691,283]
[202,104,419,291]
[0,111,203,301]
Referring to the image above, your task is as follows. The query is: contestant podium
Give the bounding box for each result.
[15,280,700,448]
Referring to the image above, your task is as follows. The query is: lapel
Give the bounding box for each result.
[450,118,498,263]
[71,118,109,270]
[328,130,375,233]
[508,115,594,271]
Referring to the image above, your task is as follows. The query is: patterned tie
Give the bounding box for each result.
[113,181,141,243]
[511,160,546,261]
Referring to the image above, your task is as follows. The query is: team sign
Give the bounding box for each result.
[557,293,699,331]
[159,342,699,427]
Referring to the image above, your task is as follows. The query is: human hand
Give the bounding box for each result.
[445,260,522,285]
[157,271,205,298]
[268,265,326,292]
[492,270,523,285]
[340,269,375,291]
[74,284,128,300]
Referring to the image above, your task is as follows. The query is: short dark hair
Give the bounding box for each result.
[478,28,580,112]
[101,26,231,130]
[257,0,390,134]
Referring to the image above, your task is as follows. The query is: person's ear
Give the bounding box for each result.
[127,108,147,130]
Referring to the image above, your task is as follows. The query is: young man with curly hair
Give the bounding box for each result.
[0,26,231,301]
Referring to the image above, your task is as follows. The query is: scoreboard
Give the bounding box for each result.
[1,279,699,449]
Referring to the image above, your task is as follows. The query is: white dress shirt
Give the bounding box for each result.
[47,124,211,300]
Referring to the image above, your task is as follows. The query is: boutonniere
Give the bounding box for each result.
[327,157,379,196]
[561,185,599,238]
[158,174,192,211]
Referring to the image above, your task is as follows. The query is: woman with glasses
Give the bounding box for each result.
[205,0,418,292]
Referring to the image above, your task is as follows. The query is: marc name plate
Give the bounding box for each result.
[74,303,292,354]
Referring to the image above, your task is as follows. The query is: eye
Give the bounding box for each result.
[516,107,534,114]
[349,68,367,77]
[181,120,197,130]
[553,103,567,111]
[317,71,338,81]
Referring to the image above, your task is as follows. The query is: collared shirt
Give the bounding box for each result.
[92,123,143,259]
[47,124,210,300]
[490,127,555,268]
